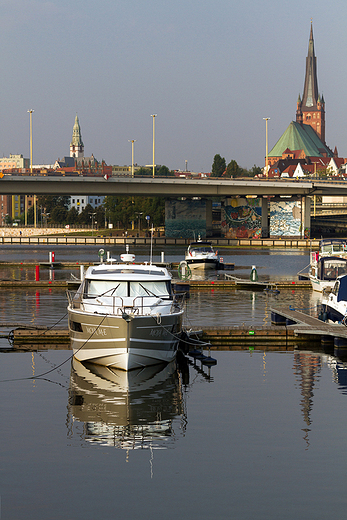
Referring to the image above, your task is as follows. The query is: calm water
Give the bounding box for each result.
[1,246,346,519]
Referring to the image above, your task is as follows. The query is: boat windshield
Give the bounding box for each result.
[85,280,171,298]
[321,241,347,253]
[322,259,347,280]
[190,246,214,253]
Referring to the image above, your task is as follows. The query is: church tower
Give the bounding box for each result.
[296,23,325,144]
[70,114,84,158]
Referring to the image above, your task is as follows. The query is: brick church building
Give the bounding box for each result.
[267,23,344,175]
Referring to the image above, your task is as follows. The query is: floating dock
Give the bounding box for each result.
[4,305,347,349]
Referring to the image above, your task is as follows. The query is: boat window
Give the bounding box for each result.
[86,280,127,297]
[130,281,170,297]
[191,246,213,253]
[332,281,339,295]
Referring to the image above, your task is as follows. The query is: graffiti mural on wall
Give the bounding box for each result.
[270,199,302,236]
[221,198,262,239]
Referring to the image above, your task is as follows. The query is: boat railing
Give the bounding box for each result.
[66,290,185,315]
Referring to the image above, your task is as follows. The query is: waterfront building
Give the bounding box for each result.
[69,195,105,215]
[0,154,29,172]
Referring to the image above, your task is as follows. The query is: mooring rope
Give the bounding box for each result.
[0,313,109,384]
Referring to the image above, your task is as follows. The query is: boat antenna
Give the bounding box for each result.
[150,224,154,265]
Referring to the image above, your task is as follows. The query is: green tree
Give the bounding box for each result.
[104,195,165,230]
[37,195,69,212]
[135,167,152,176]
[66,207,79,225]
[78,204,95,226]
[211,154,226,177]
[225,159,243,178]
[248,164,262,177]
[95,205,105,228]
[157,165,174,176]
[51,205,68,224]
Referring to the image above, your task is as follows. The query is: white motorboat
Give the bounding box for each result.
[318,238,347,259]
[309,253,347,292]
[185,239,219,270]
[321,274,347,323]
[67,249,184,370]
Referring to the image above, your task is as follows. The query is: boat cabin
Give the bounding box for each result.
[187,241,214,254]
[319,239,347,257]
[311,255,347,281]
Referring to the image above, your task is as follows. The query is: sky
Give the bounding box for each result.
[1,0,347,173]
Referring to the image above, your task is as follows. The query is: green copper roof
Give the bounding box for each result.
[268,121,333,158]
[70,114,84,147]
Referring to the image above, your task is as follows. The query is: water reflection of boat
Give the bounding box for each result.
[67,357,187,449]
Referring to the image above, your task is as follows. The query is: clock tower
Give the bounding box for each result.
[70,114,84,158]
[296,23,325,144]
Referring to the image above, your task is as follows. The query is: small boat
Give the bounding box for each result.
[318,238,347,259]
[309,253,347,292]
[67,248,185,371]
[185,239,219,270]
[321,274,347,323]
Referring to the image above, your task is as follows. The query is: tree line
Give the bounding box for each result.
[8,195,165,230]
[211,154,262,178]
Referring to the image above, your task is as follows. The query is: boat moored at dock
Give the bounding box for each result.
[185,239,219,270]
[321,274,347,324]
[318,238,347,259]
[309,253,347,292]
[67,250,184,370]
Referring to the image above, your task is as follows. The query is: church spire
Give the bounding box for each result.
[70,114,84,158]
[296,23,325,144]
[301,22,319,108]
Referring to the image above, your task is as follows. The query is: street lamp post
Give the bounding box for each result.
[137,212,143,236]
[263,117,270,178]
[91,212,96,236]
[150,114,157,178]
[128,139,137,177]
[27,109,34,226]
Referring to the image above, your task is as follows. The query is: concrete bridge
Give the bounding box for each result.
[0,174,347,197]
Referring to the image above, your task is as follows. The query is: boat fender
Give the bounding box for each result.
[155,313,162,324]
[250,265,258,282]
[122,312,134,322]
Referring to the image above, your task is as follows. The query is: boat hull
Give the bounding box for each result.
[68,307,183,371]
[309,275,335,293]
[185,259,218,270]
[323,304,345,323]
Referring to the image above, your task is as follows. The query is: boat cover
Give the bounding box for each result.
[338,275,347,302]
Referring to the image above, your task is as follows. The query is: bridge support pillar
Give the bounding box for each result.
[303,196,311,238]
[261,197,269,238]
